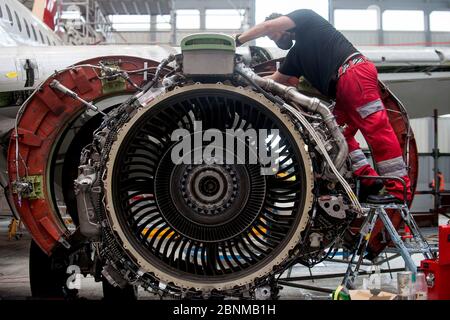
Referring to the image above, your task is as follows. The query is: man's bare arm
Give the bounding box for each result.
[266,71,299,87]
[238,17,295,44]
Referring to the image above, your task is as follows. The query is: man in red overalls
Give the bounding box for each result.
[235,9,411,204]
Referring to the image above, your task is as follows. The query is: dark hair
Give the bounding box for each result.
[264,12,294,50]
[265,13,283,21]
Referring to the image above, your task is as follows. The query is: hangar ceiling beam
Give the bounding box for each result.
[95,0,172,15]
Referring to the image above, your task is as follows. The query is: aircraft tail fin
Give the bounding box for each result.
[32,0,57,30]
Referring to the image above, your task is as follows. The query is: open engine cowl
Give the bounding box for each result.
[7,56,166,254]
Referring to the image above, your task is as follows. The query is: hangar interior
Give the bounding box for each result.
[0,0,450,301]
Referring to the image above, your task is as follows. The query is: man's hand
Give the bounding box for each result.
[265,71,298,87]
[287,76,300,87]
[234,33,244,47]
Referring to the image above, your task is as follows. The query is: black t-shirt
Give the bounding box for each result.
[278,9,357,97]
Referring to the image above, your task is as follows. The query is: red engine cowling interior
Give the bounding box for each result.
[7,56,163,254]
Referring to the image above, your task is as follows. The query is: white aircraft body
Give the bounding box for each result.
[0,0,62,46]
[0,0,449,119]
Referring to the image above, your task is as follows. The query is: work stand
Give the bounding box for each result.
[341,175,436,290]
[341,201,435,290]
[278,176,438,297]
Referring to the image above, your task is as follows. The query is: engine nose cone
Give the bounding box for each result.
[196,169,225,200]
[185,165,234,212]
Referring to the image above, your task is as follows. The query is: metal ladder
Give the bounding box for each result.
[342,177,435,289]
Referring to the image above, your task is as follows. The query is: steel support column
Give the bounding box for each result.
[328,0,335,25]
[433,109,440,213]
[424,10,432,46]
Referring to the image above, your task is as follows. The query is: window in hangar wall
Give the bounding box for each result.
[156,15,171,30]
[430,11,450,32]
[382,10,425,31]
[109,15,151,31]
[176,10,200,29]
[334,9,378,30]
[205,9,245,29]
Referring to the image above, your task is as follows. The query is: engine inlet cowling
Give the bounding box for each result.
[102,83,313,293]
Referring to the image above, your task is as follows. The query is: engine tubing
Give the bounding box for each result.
[253,60,419,256]
[253,60,418,199]
[7,56,167,255]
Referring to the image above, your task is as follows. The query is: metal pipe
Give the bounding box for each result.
[277,280,334,294]
[433,109,440,214]
[50,80,107,116]
[281,267,405,282]
[236,64,348,173]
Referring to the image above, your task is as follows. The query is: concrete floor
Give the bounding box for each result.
[0,215,447,300]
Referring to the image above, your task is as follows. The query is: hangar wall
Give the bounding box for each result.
[112,30,450,47]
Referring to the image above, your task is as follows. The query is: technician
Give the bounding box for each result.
[235,9,411,203]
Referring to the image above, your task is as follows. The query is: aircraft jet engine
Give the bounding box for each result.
[5,34,418,299]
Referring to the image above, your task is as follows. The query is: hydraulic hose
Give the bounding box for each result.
[235,64,348,176]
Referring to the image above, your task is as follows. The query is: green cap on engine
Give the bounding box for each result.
[181,33,236,52]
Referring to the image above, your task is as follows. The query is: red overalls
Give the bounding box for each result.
[333,55,411,201]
